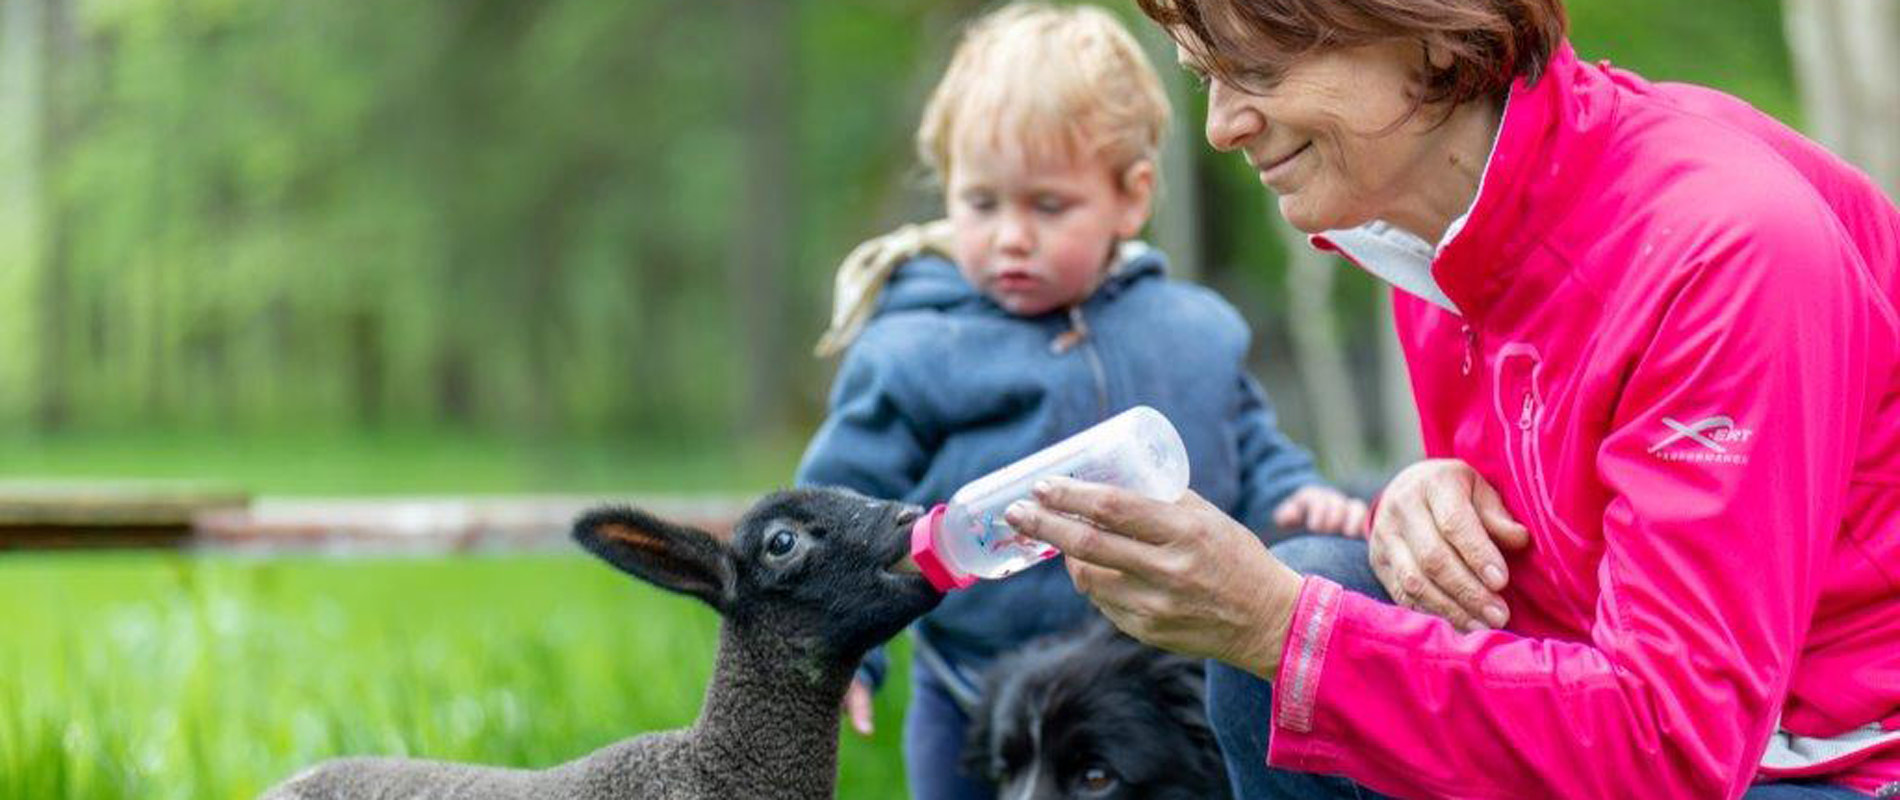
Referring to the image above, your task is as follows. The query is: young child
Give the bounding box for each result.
[796,5,1364,798]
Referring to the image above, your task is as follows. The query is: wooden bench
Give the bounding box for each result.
[0,482,250,550]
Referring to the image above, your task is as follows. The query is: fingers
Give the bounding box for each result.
[1272,492,1308,529]
[1424,480,1510,592]
[1418,483,1511,628]
[1305,492,1340,533]
[1030,478,1179,545]
[1472,478,1532,552]
[1341,499,1369,538]
[843,680,874,737]
[1377,532,1487,632]
[1005,499,1153,572]
[1274,488,1365,535]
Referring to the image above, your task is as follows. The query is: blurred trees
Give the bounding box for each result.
[0,0,1807,477]
[1783,0,1899,197]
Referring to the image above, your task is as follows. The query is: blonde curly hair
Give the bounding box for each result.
[916,2,1171,186]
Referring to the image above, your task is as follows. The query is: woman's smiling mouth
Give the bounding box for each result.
[1257,141,1312,186]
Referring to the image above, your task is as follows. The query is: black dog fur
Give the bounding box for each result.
[964,618,1232,799]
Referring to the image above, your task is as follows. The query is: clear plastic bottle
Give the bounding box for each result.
[909,405,1190,592]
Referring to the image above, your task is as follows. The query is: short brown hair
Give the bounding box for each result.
[1136,0,1567,107]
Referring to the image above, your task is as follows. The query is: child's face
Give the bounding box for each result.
[944,142,1153,317]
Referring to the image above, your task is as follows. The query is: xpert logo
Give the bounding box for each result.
[1648,415,1753,464]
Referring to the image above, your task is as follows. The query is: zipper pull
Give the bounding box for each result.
[1519,391,1536,430]
[1051,306,1090,355]
[1461,325,1476,375]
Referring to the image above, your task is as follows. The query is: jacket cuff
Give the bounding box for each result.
[1268,576,1347,772]
[855,648,889,691]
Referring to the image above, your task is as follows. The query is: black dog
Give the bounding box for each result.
[964,618,1232,799]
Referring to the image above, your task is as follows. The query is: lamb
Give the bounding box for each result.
[262,488,942,799]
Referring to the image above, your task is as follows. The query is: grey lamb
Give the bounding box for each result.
[262,488,941,800]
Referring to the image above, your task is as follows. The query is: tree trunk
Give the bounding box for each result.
[36,0,78,430]
[1,0,48,424]
[729,0,795,441]
[1784,0,1900,196]
[1275,214,1369,478]
[1376,290,1422,468]
[1139,21,1203,280]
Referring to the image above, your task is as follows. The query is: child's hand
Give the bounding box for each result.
[840,678,875,737]
[1272,486,1369,537]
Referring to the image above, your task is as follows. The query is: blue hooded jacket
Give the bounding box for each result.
[795,244,1325,698]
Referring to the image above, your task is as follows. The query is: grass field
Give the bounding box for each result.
[0,550,915,799]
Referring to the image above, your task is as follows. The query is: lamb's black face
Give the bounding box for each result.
[967,624,1230,800]
[725,489,941,655]
[573,488,940,664]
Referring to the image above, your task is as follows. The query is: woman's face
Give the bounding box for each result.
[1188,40,1462,234]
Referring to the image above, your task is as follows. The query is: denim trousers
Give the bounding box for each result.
[904,653,995,800]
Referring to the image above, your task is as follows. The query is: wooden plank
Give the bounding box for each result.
[0,481,249,528]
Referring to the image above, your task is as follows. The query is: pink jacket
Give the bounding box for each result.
[1274,44,1900,798]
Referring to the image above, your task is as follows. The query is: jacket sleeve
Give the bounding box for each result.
[1230,372,1327,535]
[1264,221,1882,798]
[795,335,933,691]
[795,335,933,504]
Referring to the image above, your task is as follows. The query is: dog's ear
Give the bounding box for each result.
[962,685,1001,781]
[574,506,736,614]
[1150,651,1221,754]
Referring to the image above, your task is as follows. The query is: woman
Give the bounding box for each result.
[1001,0,1900,797]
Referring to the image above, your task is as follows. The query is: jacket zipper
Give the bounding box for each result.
[1462,324,1477,375]
[1050,305,1111,419]
[1074,306,1110,419]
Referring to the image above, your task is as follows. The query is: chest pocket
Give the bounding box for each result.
[1492,342,1596,626]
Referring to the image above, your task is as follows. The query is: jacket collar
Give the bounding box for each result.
[1314,42,1617,321]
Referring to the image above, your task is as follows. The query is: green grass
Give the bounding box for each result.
[0,430,804,496]
[0,551,914,799]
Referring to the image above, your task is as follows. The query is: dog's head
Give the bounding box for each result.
[964,619,1230,799]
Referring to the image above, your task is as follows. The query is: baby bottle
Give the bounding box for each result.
[909,405,1190,592]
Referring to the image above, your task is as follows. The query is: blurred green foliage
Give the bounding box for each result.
[0,0,1797,491]
[0,551,915,798]
[0,4,1808,799]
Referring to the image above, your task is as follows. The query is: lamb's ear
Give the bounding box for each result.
[573,506,736,613]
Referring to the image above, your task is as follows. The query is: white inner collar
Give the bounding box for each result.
[1316,97,1508,316]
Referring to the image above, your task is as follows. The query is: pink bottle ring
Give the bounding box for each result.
[910,504,976,592]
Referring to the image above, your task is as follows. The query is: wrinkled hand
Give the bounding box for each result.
[1003,479,1303,678]
[838,678,874,737]
[1273,486,1370,537]
[1369,459,1531,632]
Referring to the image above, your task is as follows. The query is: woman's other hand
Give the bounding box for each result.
[1367,459,1530,632]
[1004,480,1304,679]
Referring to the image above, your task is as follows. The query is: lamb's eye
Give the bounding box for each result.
[1078,766,1117,794]
[765,528,798,558]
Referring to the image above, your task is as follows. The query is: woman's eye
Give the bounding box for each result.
[765,529,797,557]
[1240,66,1285,91]
[964,194,997,213]
[1033,197,1069,215]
